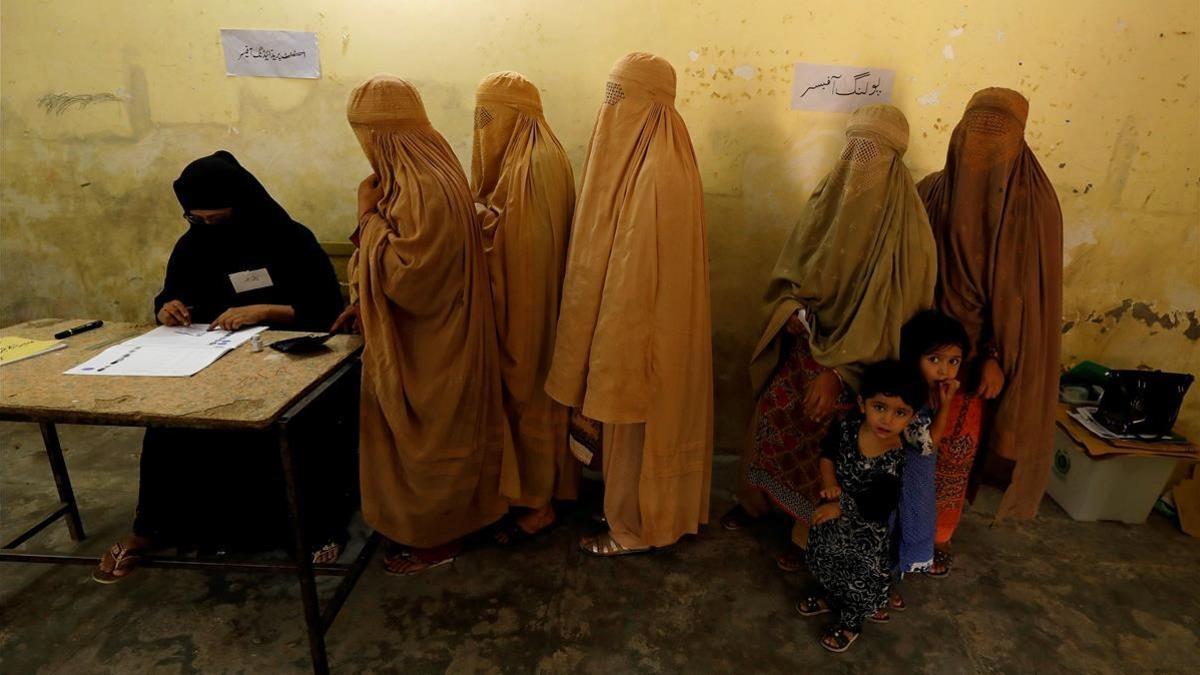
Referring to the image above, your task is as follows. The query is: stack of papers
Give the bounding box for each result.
[65,325,267,377]
[0,336,67,366]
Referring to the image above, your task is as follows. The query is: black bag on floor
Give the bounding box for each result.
[1096,369,1194,436]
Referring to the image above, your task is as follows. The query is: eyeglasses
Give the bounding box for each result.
[183,210,232,226]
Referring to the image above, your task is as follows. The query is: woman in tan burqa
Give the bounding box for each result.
[545,52,713,555]
[336,75,508,574]
[470,71,579,543]
[917,87,1062,524]
[724,104,936,567]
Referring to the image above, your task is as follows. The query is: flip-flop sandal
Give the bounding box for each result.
[311,541,342,565]
[820,625,860,653]
[868,607,891,623]
[92,541,143,585]
[579,532,653,557]
[889,592,907,612]
[776,545,805,572]
[795,596,832,617]
[720,504,756,531]
[928,549,952,577]
[383,550,454,576]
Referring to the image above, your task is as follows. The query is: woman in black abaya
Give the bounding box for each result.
[93,151,356,583]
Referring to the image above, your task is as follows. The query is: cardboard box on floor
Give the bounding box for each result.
[1175,467,1200,538]
[1055,404,1200,536]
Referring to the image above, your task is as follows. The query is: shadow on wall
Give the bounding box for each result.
[702,108,844,453]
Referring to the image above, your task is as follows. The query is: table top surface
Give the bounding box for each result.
[0,318,362,430]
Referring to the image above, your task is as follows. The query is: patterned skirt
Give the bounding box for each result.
[808,509,891,633]
[935,393,984,545]
[745,337,850,524]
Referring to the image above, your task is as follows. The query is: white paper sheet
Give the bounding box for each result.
[791,63,895,112]
[220,29,320,79]
[130,325,266,350]
[64,325,266,377]
[1066,406,1175,441]
[64,344,228,377]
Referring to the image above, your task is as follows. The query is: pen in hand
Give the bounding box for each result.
[157,301,193,326]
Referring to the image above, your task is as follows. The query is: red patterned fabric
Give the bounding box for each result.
[746,336,853,524]
[934,392,984,544]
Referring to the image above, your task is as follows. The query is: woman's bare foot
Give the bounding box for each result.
[516,504,556,535]
[493,505,558,546]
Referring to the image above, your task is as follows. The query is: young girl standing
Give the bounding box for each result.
[795,361,926,653]
[892,311,974,603]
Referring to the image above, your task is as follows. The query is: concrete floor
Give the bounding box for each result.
[1,422,1198,674]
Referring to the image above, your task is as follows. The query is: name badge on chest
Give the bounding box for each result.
[229,268,274,294]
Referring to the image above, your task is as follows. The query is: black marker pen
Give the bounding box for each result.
[54,320,104,340]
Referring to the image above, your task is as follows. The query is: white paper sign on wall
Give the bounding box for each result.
[791,63,895,112]
[220,29,320,79]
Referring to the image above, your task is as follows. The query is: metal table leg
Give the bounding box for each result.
[278,422,329,675]
[2,358,368,674]
[39,422,86,541]
[274,357,364,675]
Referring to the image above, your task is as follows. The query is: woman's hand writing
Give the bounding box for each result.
[157,300,191,326]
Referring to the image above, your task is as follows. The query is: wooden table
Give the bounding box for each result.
[0,318,376,675]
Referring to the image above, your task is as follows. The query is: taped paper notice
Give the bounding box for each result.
[791,63,895,112]
[220,29,320,79]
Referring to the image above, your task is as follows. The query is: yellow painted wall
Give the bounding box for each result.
[2,0,1198,447]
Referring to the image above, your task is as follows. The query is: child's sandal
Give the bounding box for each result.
[868,607,890,623]
[719,504,756,531]
[795,596,831,617]
[928,549,952,577]
[775,544,805,572]
[820,625,860,653]
[889,591,907,611]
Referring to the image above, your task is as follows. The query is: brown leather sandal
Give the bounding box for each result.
[92,541,144,585]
